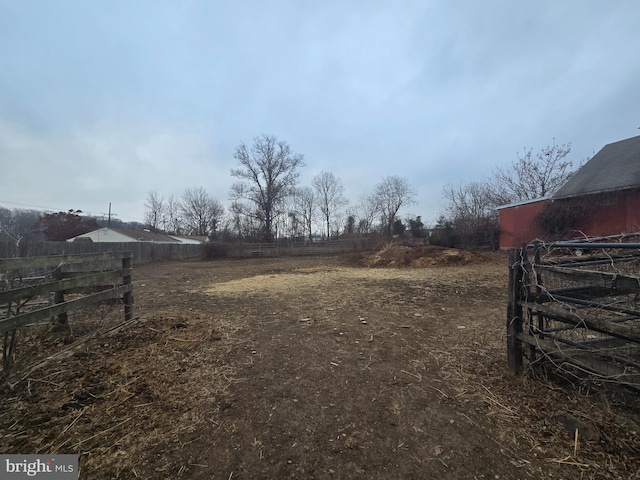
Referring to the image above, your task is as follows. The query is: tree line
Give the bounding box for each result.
[435,140,580,248]
[144,134,420,242]
[0,135,580,246]
[147,134,580,247]
[0,207,144,243]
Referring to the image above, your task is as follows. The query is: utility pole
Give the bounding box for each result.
[100,204,118,228]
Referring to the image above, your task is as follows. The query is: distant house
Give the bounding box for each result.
[67,228,181,244]
[499,135,640,248]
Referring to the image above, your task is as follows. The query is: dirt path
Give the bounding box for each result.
[180,258,521,479]
[1,253,638,479]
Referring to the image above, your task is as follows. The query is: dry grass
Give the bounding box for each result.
[1,306,247,477]
[1,248,638,479]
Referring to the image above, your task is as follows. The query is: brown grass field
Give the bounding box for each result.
[1,246,639,479]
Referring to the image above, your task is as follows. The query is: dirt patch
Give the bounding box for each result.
[358,244,476,268]
[1,253,639,479]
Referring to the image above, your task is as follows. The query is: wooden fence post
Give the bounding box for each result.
[507,248,524,373]
[532,242,544,360]
[122,254,133,321]
[52,266,68,330]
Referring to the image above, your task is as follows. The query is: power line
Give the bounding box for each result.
[0,199,145,224]
[0,199,67,212]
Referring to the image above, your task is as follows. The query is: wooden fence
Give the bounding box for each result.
[1,251,133,374]
[507,240,640,388]
[0,237,376,264]
[0,241,201,265]
[208,237,376,258]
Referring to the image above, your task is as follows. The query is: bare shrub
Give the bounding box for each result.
[535,197,590,239]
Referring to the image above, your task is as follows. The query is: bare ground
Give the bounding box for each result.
[1,247,639,479]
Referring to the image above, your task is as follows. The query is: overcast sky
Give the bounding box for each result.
[1,0,639,226]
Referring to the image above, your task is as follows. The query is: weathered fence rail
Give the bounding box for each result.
[507,239,640,388]
[226,237,375,257]
[0,237,377,264]
[1,252,133,374]
[0,241,201,265]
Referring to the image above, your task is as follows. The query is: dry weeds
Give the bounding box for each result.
[0,247,638,479]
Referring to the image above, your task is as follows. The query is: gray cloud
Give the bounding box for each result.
[1,0,639,224]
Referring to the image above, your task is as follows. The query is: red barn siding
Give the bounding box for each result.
[625,189,640,232]
[498,199,548,248]
[499,189,640,249]
[577,194,627,237]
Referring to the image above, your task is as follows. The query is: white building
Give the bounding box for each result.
[68,228,181,243]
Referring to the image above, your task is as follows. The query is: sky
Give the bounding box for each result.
[1,0,639,227]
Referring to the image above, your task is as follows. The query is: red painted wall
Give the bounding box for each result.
[577,189,640,237]
[498,199,548,248]
[499,189,640,248]
[625,190,640,232]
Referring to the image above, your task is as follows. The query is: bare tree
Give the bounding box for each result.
[230,134,305,241]
[144,191,165,233]
[0,206,12,231]
[229,201,263,241]
[181,187,225,237]
[286,211,302,240]
[490,141,575,203]
[208,199,226,238]
[373,176,416,235]
[444,182,495,221]
[0,207,36,244]
[14,209,42,240]
[312,171,347,239]
[437,139,578,248]
[293,187,316,242]
[355,193,380,234]
[0,207,19,244]
[344,214,356,236]
[442,182,499,248]
[164,195,182,234]
[271,197,289,240]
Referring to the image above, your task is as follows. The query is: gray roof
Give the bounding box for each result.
[553,135,640,199]
[496,196,550,210]
[115,228,180,243]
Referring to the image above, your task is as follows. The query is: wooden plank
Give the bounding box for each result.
[517,332,640,386]
[122,255,133,321]
[520,301,640,344]
[542,285,625,301]
[551,255,640,268]
[0,269,132,304]
[506,249,524,374]
[540,265,640,294]
[52,265,67,327]
[0,251,133,271]
[61,271,110,278]
[542,250,640,265]
[0,284,133,333]
[17,316,141,381]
